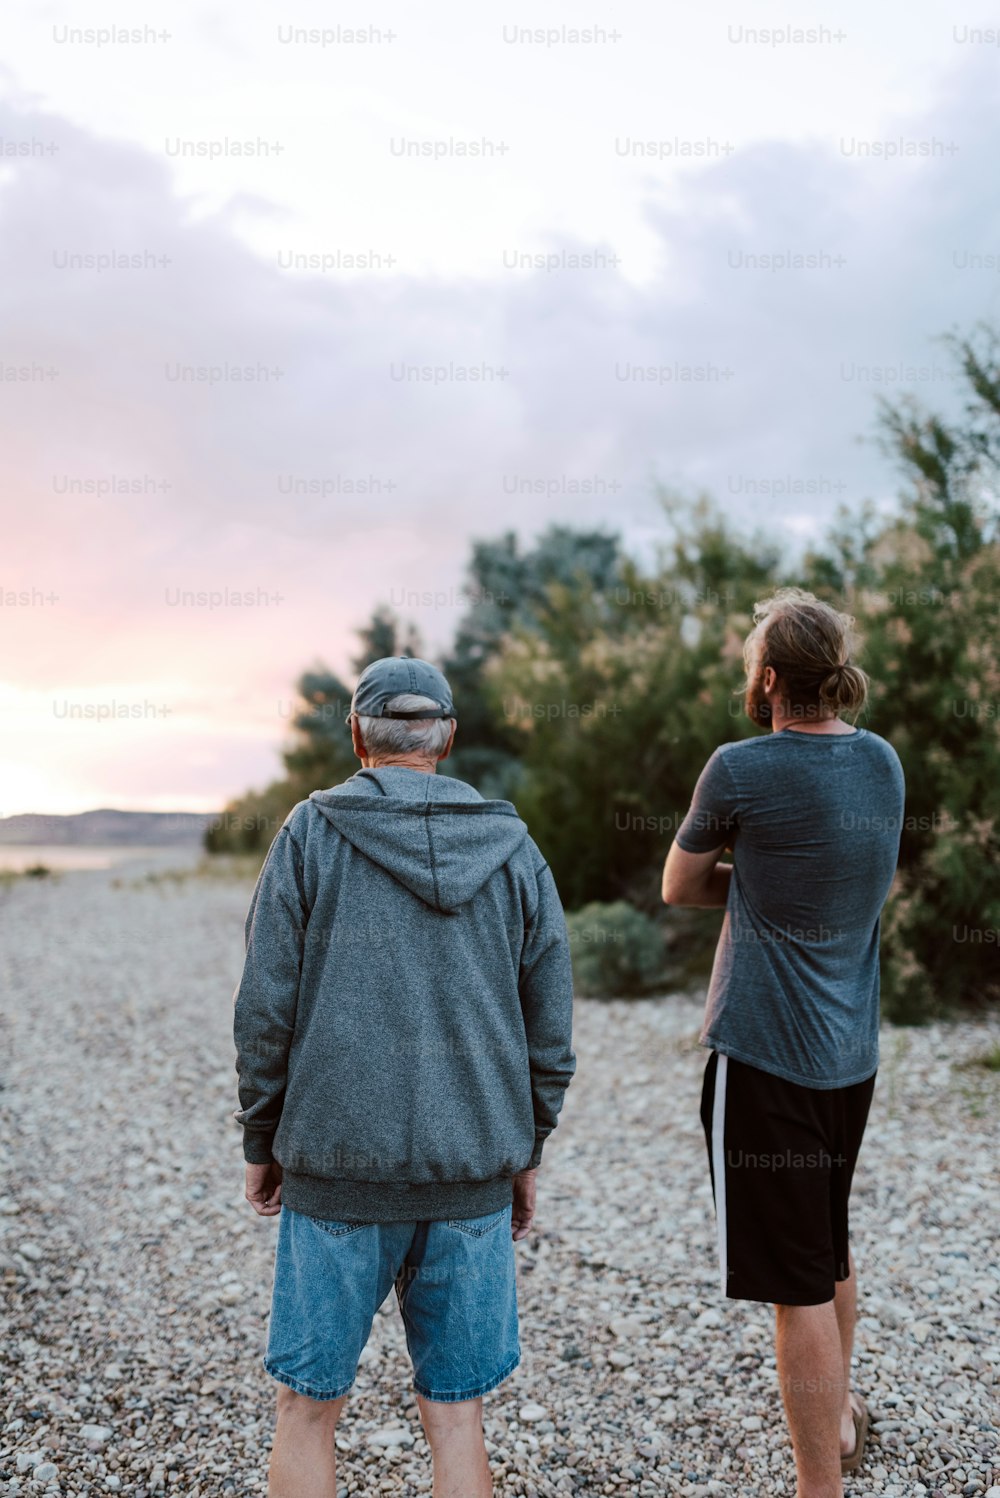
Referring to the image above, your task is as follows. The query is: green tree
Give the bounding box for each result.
[804,327,1000,1019]
[279,665,357,796]
[443,527,627,797]
[351,603,422,673]
[485,496,783,909]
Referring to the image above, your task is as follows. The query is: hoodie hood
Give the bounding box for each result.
[308,767,530,913]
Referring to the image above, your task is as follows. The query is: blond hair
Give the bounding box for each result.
[744,587,869,721]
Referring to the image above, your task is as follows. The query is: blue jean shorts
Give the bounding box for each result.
[263,1203,520,1403]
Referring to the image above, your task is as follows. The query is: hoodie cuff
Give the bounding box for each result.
[527,1136,546,1170]
[242,1131,276,1165]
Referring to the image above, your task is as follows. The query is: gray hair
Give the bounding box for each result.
[357,693,454,762]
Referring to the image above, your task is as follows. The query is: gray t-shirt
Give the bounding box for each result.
[675,727,905,1089]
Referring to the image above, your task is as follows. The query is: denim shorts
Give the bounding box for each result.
[263,1203,520,1403]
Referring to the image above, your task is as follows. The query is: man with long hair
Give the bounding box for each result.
[663,588,905,1498]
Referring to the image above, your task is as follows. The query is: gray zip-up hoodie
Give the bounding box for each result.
[232,765,576,1222]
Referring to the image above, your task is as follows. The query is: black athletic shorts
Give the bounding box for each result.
[700,1050,876,1307]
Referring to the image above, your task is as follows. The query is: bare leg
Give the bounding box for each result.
[416,1394,492,1498]
[775,1300,845,1498]
[834,1249,861,1456]
[267,1385,345,1498]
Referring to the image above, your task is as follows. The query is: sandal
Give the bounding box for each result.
[841,1393,869,1474]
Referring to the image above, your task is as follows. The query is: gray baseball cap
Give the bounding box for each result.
[351,656,456,720]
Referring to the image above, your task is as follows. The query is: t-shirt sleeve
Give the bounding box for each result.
[674,747,738,853]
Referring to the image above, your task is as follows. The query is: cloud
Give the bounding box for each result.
[1,49,997,807]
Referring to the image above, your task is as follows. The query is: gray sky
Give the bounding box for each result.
[3,0,1000,812]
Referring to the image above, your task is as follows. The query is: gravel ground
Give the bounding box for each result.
[1,859,997,1498]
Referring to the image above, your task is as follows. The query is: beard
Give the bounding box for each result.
[745,665,772,725]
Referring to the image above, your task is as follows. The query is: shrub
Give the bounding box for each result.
[565,900,666,997]
[205,780,297,855]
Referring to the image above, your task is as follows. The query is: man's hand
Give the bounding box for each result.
[245,1161,283,1216]
[511,1168,537,1241]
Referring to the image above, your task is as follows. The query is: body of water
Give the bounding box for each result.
[0,844,203,873]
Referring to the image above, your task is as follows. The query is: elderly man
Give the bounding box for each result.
[663,588,905,1498]
[233,655,576,1498]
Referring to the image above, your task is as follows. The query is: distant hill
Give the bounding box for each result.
[0,809,215,846]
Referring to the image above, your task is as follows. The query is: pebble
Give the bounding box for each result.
[0,865,996,1497]
[79,1425,114,1446]
[367,1427,415,1449]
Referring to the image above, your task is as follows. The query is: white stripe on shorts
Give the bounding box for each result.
[710,1053,729,1297]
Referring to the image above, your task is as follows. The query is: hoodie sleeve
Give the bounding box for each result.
[232,822,309,1165]
[519,852,577,1169]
